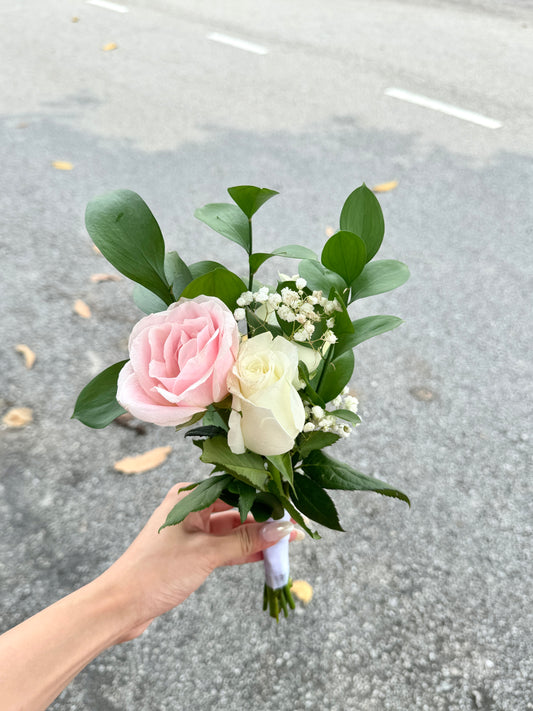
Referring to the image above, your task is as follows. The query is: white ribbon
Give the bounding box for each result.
[262,510,290,589]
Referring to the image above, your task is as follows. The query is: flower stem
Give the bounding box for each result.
[263,580,295,622]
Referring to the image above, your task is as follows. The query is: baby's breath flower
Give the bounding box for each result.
[237,291,254,307]
[293,329,308,342]
[234,307,246,322]
[324,299,342,315]
[303,422,315,433]
[295,277,307,290]
[326,317,335,329]
[311,405,324,419]
[254,286,270,304]
[296,313,308,325]
[323,330,337,345]
[306,295,318,306]
[277,305,296,322]
[268,292,282,307]
[303,322,315,336]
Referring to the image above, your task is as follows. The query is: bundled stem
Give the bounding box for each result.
[263,580,296,622]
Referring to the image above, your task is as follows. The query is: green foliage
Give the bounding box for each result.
[227,185,279,218]
[194,202,251,252]
[189,260,227,278]
[251,492,285,522]
[85,190,171,304]
[316,348,355,403]
[298,259,347,295]
[321,231,367,285]
[159,475,232,530]
[296,431,340,460]
[72,361,127,428]
[278,495,321,539]
[174,411,204,432]
[301,450,410,505]
[185,425,227,439]
[336,315,403,354]
[199,436,269,491]
[235,481,257,522]
[249,245,318,275]
[339,184,385,262]
[349,260,410,302]
[180,268,247,310]
[132,284,168,314]
[291,473,343,531]
[266,453,294,487]
[164,251,193,299]
[330,409,361,425]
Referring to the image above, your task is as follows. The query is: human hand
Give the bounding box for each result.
[98,482,302,641]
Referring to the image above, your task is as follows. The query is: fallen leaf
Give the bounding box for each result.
[325,226,335,237]
[372,180,398,193]
[73,299,92,319]
[3,407,33,428]
[52,160,74,171]
[114,446,172,474]
[89,273,121,283]
[72,16,80,23]
[103,42,118,52]
[15,344,36,369]
[91,244,102,255]
[291,580,313,605]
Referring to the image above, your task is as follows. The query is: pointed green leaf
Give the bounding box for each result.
[227,185,279,218]
[194,202,251,252]
[330,409,361,425]
[296,431,340,460]
[266,453,293,487]
[302,450,410,505]
[85,190,171,304]
[174,411,205,432]
[132,284,168,314]
[339,184,384,262]
[250,245,318,275]
[200,436,269,491]
[237,482,257,522]
[159,474,233,530]
[278,495,321,539]
[291,473,344,531]
[336,315,403,353]
[189,260,226,278]
[317,349,355,403]
[299,259,346,294]
[164,251,193,299]
[180,268,247,310]
[251,493,285,522]
[321,231,367,285]
[349,260,410,302]
[72,360,128,428]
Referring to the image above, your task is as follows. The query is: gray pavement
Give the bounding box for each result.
[1,1,532,709]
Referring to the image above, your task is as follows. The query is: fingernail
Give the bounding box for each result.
[261,521,294,542]
[292,529,305,542]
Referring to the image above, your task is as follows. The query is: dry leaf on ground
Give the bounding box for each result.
[2,407,33,428]
[114,446,172,474]
[103,42,118,52]
[372,180,398,193]
[15,344,36,369]
[72,16,79,23]
[90,273,121,283]
[73,299,92,319]
[325,226,335,237]
[291,580,313,605]
[52,160,73,171]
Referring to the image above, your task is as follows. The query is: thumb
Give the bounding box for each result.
[208,520,295,567]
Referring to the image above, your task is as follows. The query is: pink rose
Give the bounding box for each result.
[117,296,240,426]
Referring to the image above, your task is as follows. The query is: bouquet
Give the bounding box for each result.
[73,183,410,620]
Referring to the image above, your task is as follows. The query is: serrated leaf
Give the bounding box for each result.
[297,431,340,459]
[321,231,367,285]
[180,268,246,310]
[266,453,294,486]
[159,474,232,530]
[200,436,269,490]
[349,260,410,302]
[72,360,128,428]
[291,473,343,531]
[302,450,410,505]
[339,184,384,262]
[85,190,171,304]
[114,445,172,474]
[227,185,278,218]
[336,315,403,353]
[237,482,257,522]
[132,283,168,314]
[194,202,251,252]
[251,492,284,522]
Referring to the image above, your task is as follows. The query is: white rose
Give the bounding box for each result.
[227,332,305,456]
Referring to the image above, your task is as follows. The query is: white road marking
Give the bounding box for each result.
[384,87,502,129]
[86,0,129,13]
[207,32,268,55]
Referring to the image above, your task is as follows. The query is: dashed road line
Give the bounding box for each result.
[86,0,129,13]
[207,32,268,55]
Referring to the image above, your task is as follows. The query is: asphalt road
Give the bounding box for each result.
[1,1,532,710]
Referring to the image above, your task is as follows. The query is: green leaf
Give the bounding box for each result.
[278,495,321,539]
[227,185,279,219]
[237,481,258,523]
[132,284,168,314]
[189,260,226,279]
[185,425,227,439]
[349,260,410,302]
[266,453,293,487]
[174,411,204,432]
[200,436,269,491]
[251,492,284,522]
[202,407,229,431]
[330,409,361,425]
[298,362,326,408]
[249,245,318,275]
[291,473,344,531]
[302,450,410,505]
[194,202,251,252]
[339,184,385,262]
[328,287,354,333]
[164,251,193,299]
[159,474,233,530]
[72,361,128,428]
[299,259,346,294]
[85,190,171,304]
[180,268,247,310]
[336,315,403,353]
[317,349,355,403]
[321,231,367,285]
[297,431,340,460]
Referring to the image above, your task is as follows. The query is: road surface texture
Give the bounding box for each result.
[1,1,531,709]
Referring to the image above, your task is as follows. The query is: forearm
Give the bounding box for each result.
[0,578,133,711]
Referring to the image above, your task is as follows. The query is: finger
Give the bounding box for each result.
[206,519,295,568]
